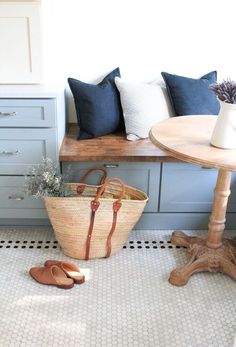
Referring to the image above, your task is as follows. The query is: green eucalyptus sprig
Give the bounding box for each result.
[24,158,73,198]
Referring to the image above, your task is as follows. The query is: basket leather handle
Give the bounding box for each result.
[77,167,107,194]
[80,167,107,184]
[94,178,125,204]
[101,178,125,258]
[85,178,126,260]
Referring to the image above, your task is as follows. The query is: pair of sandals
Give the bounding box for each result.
[29,260,85,289]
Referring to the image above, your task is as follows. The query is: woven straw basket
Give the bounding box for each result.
[45,169,148,260]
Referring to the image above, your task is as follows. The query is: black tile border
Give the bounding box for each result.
[0,239,186,250]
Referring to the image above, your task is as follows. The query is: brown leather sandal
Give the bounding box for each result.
[44,260,85,284]
[29,264,74,289]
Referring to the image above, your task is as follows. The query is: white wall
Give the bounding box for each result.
[41,0,236,121]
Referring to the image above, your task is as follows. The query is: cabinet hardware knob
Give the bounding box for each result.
[103,164,119,168]
[0,150,20,156]
[0,112,17,117]
[8,196,24,201]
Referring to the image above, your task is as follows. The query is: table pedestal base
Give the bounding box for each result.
[169,231,236,286]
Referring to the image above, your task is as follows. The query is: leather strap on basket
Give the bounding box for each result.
[105,200,122,258]
[85,200,100,260]
[85,178,125,260]
[77,167,107,194]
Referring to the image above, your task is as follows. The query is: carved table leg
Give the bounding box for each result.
[169,169,236,286]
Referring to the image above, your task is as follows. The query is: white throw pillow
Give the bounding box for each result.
[115,77,173,140]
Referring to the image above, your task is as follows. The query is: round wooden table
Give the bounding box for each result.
[150,115,236,286]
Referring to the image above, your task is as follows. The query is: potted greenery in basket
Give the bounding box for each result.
[210,79,236,149]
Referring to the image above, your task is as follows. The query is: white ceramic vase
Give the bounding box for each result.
[210,101,236,149]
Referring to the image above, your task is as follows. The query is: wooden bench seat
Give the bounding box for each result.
[59,124,179,162]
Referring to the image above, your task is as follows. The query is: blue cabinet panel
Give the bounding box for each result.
[0,176,46,219]
[160,163,236,213]
[0,99,56,127]
[0,128,57,174]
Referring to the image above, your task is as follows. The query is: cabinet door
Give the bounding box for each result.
[160,163,236,212]
[0,128,57,174]
[62,162,160,213]
[0,99,56,127]
[0,176,47,219]
[0,176,44,208]
[0,3,41,83]
[160,163,217,212]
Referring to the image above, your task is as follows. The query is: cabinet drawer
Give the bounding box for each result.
[160,163,236,212]
[0,176,45,212]
[0,99,56,127]
[0,128,58,174]
[62,162,161,213]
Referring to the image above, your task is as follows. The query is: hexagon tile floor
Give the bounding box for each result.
[0,227,235,347]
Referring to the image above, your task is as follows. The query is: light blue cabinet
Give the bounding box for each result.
[160,163,236,213]
[0,97,59,222]
[0,176,47,219]
[0,99,56,127]
[160,163,218,212]
[0,128,57,174]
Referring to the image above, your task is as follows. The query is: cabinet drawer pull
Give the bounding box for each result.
[0,111,17,117]
[103,164,119,168]
[0,150,20,156]
[8,196,24,201]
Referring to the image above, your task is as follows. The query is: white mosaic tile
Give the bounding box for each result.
[0,227,235,347]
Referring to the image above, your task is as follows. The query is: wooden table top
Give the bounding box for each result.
[59,124,180,162]
[150,115,236,171]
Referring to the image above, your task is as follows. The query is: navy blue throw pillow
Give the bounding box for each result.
[68,68,124,140]
[161,71,220,116]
